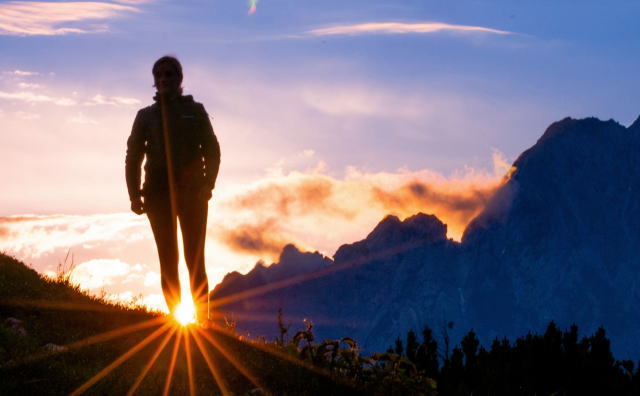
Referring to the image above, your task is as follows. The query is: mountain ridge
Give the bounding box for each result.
[211,115,640,358]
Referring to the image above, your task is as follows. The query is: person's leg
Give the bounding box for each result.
[178,191,210,322]
[146,193,181,313]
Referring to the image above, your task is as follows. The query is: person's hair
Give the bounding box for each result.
[152,55,183,93]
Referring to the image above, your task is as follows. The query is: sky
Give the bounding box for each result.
[1,0,639,311]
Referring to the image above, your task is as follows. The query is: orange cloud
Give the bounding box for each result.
[371,181,498,239]
[227,175,355,219]
[218,218,289,257]
[211,156,510,262]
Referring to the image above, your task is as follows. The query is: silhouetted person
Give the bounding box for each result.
[125,56,220,324]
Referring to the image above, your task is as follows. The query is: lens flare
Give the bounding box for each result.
[173,301,196,326]
[248,0,258,15]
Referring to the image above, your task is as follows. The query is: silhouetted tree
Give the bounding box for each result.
[390,321,640,395]
[405,330,418,362]
[394,337,403,356]
[415,328,439,376]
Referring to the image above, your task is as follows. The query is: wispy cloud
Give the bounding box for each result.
[17,82,41,89]
[307,21,511,37]
[3,69,40,76]
[112,0,155,4]
[0,90,139,107]
[85,94,140,106]
[0,90,76,105]
[68,112,98,124]
[0,1,138,36]
[15,111,41,120]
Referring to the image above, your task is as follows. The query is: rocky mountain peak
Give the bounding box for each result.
[366,213,447,247]
[629,114,640,132]
[333,213,448,264]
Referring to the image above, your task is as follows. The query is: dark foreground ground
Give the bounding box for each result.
[1,252,639,395]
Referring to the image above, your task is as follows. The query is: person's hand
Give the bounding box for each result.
[131,198,145,215]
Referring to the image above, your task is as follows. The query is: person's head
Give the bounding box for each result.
[152,55,183,96]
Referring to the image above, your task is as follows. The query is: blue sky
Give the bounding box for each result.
[1,0,638,309]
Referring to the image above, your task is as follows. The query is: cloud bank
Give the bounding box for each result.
[213,154,510,259]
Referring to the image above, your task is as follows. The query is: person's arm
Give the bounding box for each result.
[198,104,221,193]
[125,110,146,214]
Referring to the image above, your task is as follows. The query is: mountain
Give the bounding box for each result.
[461,117,640,356]
[211,116,640,358]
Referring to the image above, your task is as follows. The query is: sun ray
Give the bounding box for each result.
[126,325,178,396]
[69,322,172,396]
[183,329,197,396]
[162,328,183,396]
[194,327,267,393]
[190,329,231,396]
[1,316,165,369]
[174,299,197,325]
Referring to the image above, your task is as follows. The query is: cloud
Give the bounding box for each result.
[212,155,509,261]
[15,111,41,120]
[17,82,41,89]
[218,218,289,257]
[85,94,140,106]
[0,90,139,109]
[228,175,354,219]
[307,22,512,37]
[69,258,132,289]
[300,85,415,117]
[3,70,40,76]
[0,213,148,259]
[0,90,76,106]
[112,0,155,4]
[0,1,138,36]
[68,112,98,125]
[371,181,496,230]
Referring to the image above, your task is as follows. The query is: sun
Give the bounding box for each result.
[173,300,196,326]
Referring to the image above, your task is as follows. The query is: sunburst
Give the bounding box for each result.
[173,300,197,326]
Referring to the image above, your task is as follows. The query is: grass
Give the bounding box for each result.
[0,253,388,395]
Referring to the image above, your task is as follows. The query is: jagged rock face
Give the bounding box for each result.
[212,244,333,325]
[461,117,640,356]
[329,213,459,350]
[211,214,460,349]
[212,115,640,358]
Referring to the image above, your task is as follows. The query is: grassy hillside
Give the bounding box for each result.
[0,253,420,395]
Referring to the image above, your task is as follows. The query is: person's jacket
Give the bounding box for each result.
[125,94,221,201]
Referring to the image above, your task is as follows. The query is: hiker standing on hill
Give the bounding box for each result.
[125,56,220,325]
